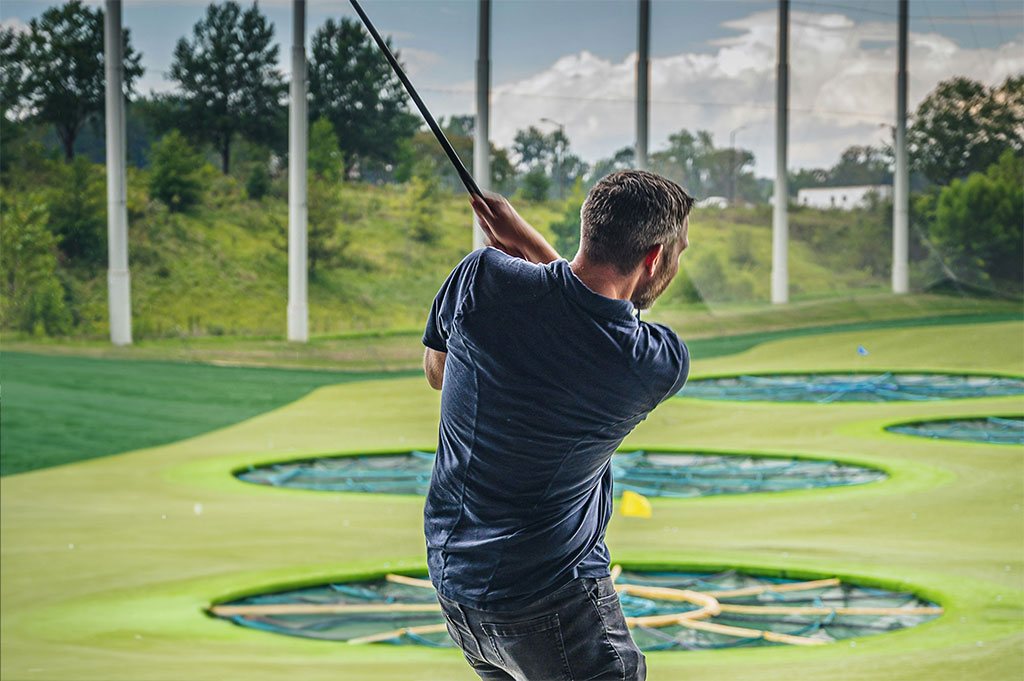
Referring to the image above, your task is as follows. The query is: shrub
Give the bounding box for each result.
[246,162,270,200]
[46,156,106,266]
[149,130,205,212]
[519,167,551,202]
[309,117,342,181]
[407,174,442,243]
[0,194,72,334]
[932,150,1023,291]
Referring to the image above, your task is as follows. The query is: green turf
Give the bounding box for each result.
[0,352,418,476]
[4,308,1020,478]
[685,311,1023,359]
[1,321,1022,680]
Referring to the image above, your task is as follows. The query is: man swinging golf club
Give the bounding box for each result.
[422,171,693,681]
[344,5,691,677]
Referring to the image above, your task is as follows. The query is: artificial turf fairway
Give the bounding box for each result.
[1,321,1022,680]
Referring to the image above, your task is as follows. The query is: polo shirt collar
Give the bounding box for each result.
[550,259,639,325]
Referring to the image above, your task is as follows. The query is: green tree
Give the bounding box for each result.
[19,0,143,162]
[0,27,26,117]
[512,126,551,171]
[549,178,585,258]
[308,18,418,177]
[490,145,516,194]
[407,173,443,243]
[306,178,353,272]
[519,167,551,202]
[169,1,285,174]
[827,145,892,186]
[0,26,28,174]
[931,150,1023,289]
[0,194,73,334]
[395,117,473,191]
[46,156,107,265]
[309,116,342,181]
[909,76,1024,186]
[148,130,205,212]
[651,129,705,195]
[245,162,270,200]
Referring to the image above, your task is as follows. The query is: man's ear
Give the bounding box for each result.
[642,244,664,277]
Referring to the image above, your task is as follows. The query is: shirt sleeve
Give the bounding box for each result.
[649,324,690,403]
[422,250,485,353]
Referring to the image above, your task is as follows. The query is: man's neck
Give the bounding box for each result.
[568,255,641,303]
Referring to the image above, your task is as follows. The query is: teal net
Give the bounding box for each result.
[886,416,1024,445]
[236,451,886,496]
[210,569,943,649]
[679,373,1024,403]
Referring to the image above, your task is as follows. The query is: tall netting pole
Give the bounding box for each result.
[635,0,650,171]
[771,0,789,305]
[472,0,491,251]
[892,0,910,294]
[287,0,309,342]
[104,0,132,346]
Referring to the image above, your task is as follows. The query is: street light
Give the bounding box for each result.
[729,124,749,205]
[540,117,566,199]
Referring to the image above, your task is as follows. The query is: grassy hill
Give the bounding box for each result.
[8,160,1000,343]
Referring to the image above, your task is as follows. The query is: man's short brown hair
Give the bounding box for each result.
[580,170,693,273]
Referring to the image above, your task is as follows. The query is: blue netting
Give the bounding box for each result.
[679,373,1024,403]
[886,416,1024,445]
[236,451,886,496]
[210,569,942,649]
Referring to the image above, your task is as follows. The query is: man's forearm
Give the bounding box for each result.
[472,194,561,264]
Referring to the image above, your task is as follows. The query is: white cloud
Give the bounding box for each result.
[475,9,1024,176]
[1,17,30,35]
[398,47,442,78]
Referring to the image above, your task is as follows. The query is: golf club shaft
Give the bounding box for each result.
[349,0,483,197]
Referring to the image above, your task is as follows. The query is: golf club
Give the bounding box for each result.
[349,0,482,198]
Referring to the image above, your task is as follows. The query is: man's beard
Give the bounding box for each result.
[631,258,675,310]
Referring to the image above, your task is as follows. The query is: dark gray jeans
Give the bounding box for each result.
[437,577,646,681]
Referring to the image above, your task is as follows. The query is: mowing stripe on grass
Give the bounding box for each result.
[0,352,418,476]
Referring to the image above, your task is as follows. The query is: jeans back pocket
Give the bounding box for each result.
[482,613,573,681]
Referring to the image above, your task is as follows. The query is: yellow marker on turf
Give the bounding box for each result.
[620,490,652,518]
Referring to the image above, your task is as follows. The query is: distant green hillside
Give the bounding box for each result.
[2,164,1011,341]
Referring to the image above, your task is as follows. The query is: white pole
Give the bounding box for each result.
[473,0,491,250]
[892,0,910,294]
[287,0,308,342]
[635,0,650,171]
[104,0,131,345]
[771,0,789,305]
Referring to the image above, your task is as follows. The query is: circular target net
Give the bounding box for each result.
[887,416,1024,445]
[210,569,942,649]
[679,373,1024,403]
[236,451,886,497]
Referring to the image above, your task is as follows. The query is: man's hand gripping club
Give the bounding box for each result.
[471,193,561,265]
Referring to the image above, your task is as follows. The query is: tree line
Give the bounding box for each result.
[0,0,1020,336]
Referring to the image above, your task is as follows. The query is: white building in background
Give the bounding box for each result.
[797,185,892,210]
[696,196,729,209]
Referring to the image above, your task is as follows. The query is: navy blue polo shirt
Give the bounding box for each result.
[422,247,688,611]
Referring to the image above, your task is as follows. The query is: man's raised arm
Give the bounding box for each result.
[471,193,561,264]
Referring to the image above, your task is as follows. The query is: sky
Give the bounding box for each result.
[3,0,1023,176]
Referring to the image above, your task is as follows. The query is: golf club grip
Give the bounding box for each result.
[349,0,483,198]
